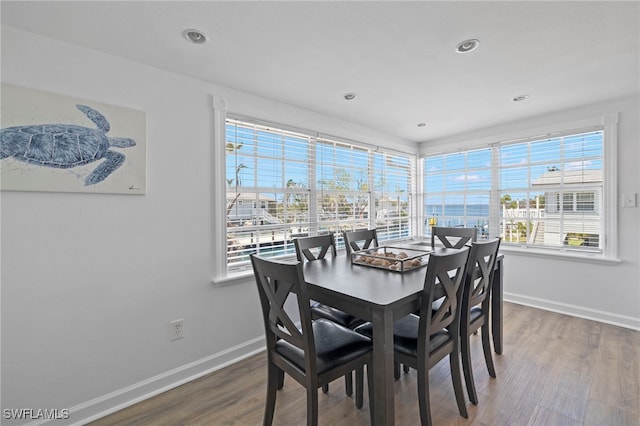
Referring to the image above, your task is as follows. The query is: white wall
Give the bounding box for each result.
[1,25,638,426]
[420,96,640,329]
[0,27,413,425]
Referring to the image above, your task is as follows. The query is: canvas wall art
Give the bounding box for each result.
[1,84,146,194]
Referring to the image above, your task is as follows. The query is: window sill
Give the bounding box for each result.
[213,254,302,286]
[212,271,253,286]
[500,245,621,265]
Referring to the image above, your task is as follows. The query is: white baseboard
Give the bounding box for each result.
[504,292,640,331]
[29,337,266,426]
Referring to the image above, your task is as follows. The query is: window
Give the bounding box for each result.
[423,148,492,239]
[215,106,617,281]
[576,192,595,212]
[499,131,603,251]
[225,118,415,274]
[373,150,414,241]
[423,127,612,256]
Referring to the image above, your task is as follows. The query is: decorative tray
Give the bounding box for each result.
[351,246,430,273]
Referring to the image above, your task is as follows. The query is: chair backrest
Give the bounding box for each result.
[294,234,337,263]
[250,255,315,364]
[431,226,478,249]
[418,248,470,343]
[343,229,379,255]
[462,238,501,314]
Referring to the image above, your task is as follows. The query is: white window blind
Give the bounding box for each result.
[316,138,371,248]
[423,148,493,239]
[225,118,415,273]
[422,129,605,253]
[373,150,414,242]
[499,130,603,251]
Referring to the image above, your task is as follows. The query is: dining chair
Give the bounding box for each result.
[294,234,366,402]
[295,234,365,328]
[294,234,337,263]
[355,248,470,426]
[431,226,477,249]
[343,228,379,255]
[400,226,477,357]
[250,254,374,426]
[459,238,501,405]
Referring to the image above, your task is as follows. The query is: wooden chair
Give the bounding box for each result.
[294,234,337,263]
[294,235,365,403]
[400,225,477,353]
[355,249,470,426]
[295,234,364,328]
[431,226,477,249]
[343,229,379,255]
[460,238,501,405]
[251,254,374,426]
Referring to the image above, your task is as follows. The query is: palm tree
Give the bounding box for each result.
[226,142,247,218]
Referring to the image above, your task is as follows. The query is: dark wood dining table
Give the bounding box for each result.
[302,245,504,426]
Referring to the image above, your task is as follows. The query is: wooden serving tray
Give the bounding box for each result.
[351,246,430,272]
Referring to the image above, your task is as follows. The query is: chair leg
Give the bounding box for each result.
[306,387,319,426]
[403,364,410,374]
[345,372,353,396]
[355,367,364,409]
[416,367,432,426]
[481,322,496,378]
[264,362,279,426]
[321,383,328,393]
[277,368,285,390]
[394,362,401,379]
[461,331,479,405]
[367,364,375,423]
[449,349,469,419]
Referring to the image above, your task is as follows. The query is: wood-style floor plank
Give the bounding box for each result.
[89,303,640,426]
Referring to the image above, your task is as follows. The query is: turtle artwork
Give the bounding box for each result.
[0,104,136,186]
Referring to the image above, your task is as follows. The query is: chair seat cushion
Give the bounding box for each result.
[311,302,365,329]
[276,318,372,374]
[354,314,451,358]
[470,306,483,322]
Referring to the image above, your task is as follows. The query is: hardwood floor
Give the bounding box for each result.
[90,303,640,425]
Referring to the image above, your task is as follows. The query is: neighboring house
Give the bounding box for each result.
[226,192,281,225]
[530,169,602,247]
[375,195,401,220]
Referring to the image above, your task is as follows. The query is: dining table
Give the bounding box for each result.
[302,244,504,426]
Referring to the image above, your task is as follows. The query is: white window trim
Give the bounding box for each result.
[211,97,419,284]
[212,96,232,284]
[602,113,619,260]
[213,98,620,285]
[421,113,619,263]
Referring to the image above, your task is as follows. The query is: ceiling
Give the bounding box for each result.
[2,1,639,144]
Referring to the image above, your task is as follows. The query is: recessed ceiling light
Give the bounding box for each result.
[512,95,529,102]
[455,39,480,53]
[183,29,208,44]
[343,93,357,101]
[417,123,427,127]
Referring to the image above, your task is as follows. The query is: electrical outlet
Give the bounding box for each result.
[170,319,184,341]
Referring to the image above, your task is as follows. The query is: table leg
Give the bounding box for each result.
[371,308,395,426]
[491,257,503,354]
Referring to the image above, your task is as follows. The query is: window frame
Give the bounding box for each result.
[213,106,417,282]
[496,130,604,252]
[213,99,619,285]
[420,113,619,263]
[422,147,493,239]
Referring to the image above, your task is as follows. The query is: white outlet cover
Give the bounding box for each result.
[170,319,184,341]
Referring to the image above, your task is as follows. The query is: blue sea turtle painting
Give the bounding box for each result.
[1,104,136,186]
